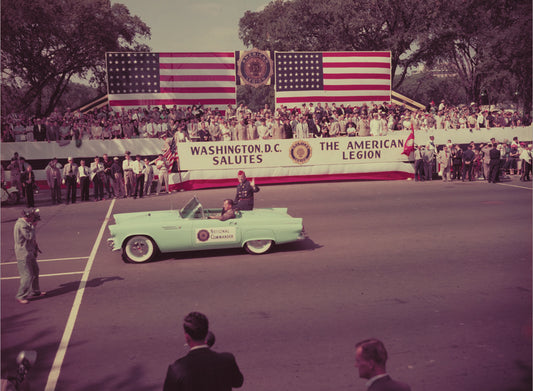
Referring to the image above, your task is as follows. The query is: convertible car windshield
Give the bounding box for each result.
[179,197,202,218]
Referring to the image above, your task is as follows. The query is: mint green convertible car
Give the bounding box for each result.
[108,197,306,263]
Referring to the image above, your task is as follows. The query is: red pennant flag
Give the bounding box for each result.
[401,124,415,156]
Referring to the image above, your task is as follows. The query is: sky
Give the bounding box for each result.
[114,0,270,52]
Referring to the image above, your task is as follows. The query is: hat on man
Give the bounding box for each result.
[22,208,41,221]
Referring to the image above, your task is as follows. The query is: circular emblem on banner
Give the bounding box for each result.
[238,49,273,87]
[197,229,210,242]
[289,141,312,165]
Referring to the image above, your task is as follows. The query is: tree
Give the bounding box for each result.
[397,71,467,107]
[237,85,275,112]
[417,0,532,111]
[239,0,434,90]
[239,0,532,112]
[483,0,532,112]
[1,0,150,117]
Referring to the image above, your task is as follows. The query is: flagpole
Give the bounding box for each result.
[176,158,183,191]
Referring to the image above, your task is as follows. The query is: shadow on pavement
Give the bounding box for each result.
[31,276,124,300]
[147,238,322,264]
[506,360,532,391]
[74,364,159,391]
[1,320,66,390]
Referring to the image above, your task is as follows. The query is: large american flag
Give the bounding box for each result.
[106,52,236,110]
[275,51,391,109]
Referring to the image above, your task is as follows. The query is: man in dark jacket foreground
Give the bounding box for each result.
[163,312,244,391]
[355,338,411,391]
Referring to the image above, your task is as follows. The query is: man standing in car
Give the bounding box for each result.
[234,170,259,210]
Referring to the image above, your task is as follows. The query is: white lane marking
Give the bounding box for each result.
[1,257,89,266]
[44,199,115,391]
[1,272,84,280]
[496,182,533,190]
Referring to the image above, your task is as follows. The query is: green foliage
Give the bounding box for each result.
[2,80,101,118]
[52,83,101,113]
[237,85,275,112]
[1,0,150,117]
[239,0,433,90]
[238,0,532,112]
[397,72,467,107]
[411,0,532,112]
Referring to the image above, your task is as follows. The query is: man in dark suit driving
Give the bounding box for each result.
[163,312,244,391]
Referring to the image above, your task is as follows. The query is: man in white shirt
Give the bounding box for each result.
[208,120,221,141]
[62,157,78,204]
[520,144,532,181]
[77,159,90,201]
[143,158,154,196]
[256,118,271,139]
[146,119,158,138]
[122,152,135,197]
[132,155,146,198]
[235,118,247,141]
[156,119,166,138]
[329,117,341,137]
[151,154,170,194]
[294,116,309,138]
[369,113,383,136]
[90,156,105,201]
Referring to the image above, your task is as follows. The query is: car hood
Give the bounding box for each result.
[112,210,181,225]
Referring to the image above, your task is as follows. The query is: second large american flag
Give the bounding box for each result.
[275,51,391,109]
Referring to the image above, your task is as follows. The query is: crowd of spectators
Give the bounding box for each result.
[2,100,531,205]
[413,136,532,183]
[2,100,532,143]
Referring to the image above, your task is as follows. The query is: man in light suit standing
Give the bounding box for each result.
[437,145,452,182]
[45,158,62,204]
[122,151,135,198]
[295,116,309,138]
[163,312,244,391]
[77,159,90,201]
[62,157,78,204]
[90,156,105,201]
[132,154,145,199]
[355,338,411,391]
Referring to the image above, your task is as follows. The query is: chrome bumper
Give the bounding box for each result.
[107,237,120,251]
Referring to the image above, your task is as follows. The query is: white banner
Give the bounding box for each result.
[177,135,409,171]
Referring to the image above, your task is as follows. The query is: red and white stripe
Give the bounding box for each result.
[275,51,391,108]
[109,52,236,109]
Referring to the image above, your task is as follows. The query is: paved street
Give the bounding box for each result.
[1,179,531,391]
